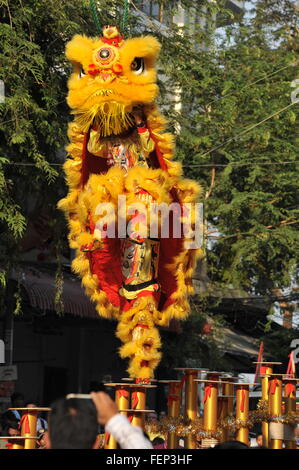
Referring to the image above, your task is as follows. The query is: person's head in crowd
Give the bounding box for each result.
[256,433,263,447]
[25,401,43,418]
[213,440,249,449]
[5,422,20,437]
[159,411,166,420]
[11,392,24,408]
[1,411,19,432]
[46,397,99,449]
[26,401,37,408]
[147,411,158,424]
[152,436,166,449]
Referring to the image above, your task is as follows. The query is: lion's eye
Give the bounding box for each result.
[79,66,86,78]
[130,57,145,75]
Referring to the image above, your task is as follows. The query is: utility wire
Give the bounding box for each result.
[183,161,299,168]
[194,101,298,159]
[205,63,297,108]
[6,161,299,168]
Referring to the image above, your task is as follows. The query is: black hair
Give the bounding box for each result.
[49,397,98,449]
[212,440,249,449]
[25,400,37,407]
[4,422,19,432]
[1,410,19,429]
[152,437,165,446]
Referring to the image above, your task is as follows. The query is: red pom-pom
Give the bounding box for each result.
[202,322,212,335]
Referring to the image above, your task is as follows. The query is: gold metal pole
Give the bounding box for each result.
[283,378,298,449]
[195,372,223,444]
[131,386,147,428]
[12,439,25,450]
[261,365,272,448]
[174,368,209,449]
[203,380,218,432]
[159,380,181,449]
[223,377,236,416]
[218,384,228,442]
[184,369,198,449]
[104,383,131,449]
[220,377,238,442]
[235,384,250,446]
[116,385,131,415]
[185,371,198,420]
[193,376,223,448]
[21,410,38,449]
[268,374,283,449]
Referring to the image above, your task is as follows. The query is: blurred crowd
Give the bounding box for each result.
[0,391,298,449]
[0,393,48,449]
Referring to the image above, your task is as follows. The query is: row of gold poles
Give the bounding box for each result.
[168,366,298,449]
[104,364,298,450]
[255,361,298,449]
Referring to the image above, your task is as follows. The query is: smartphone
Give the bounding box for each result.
[66,394,92,400]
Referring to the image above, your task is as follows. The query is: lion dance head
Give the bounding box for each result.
[66,26,161,137]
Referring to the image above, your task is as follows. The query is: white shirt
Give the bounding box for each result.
[105,414,153,449]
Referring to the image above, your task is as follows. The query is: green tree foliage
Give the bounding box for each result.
[166,0,299,296]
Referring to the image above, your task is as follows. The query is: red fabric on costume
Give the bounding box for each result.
[81,131,110,188]
[90,237,122,307]
[137,126,147,134]
[158,216,184,311]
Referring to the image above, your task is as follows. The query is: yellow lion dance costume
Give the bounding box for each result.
[58,26,202,382]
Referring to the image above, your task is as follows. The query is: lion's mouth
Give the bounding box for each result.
[73,101,134,137]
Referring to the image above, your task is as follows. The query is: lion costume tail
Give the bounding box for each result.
[116,295,161,381]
